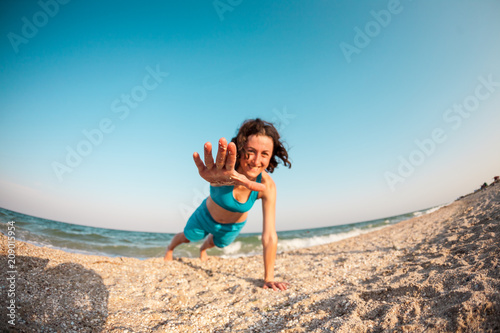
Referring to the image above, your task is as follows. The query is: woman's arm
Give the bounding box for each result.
[261,175,289,291]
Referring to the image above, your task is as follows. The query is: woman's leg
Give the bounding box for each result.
[199,234,215,261]
[164,232,190,261]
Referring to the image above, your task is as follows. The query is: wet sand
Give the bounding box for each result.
[1,183,499,332]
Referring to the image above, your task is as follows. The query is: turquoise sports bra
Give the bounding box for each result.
[210,173,262,213]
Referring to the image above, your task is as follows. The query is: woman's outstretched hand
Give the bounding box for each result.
[193,138,266,192]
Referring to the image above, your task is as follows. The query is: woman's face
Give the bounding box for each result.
[238,134,274,180]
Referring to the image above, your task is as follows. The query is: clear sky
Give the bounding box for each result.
[1,0,499,233]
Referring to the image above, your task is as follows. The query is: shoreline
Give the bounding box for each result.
[1,184,499,332]
[0,204,444,261]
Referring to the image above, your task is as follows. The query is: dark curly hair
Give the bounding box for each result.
[231,118,291,173]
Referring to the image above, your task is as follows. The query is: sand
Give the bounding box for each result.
[1,183,499,332]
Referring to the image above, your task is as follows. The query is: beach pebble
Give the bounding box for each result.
[1,185,499,332]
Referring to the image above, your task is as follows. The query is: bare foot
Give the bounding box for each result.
[164,250,174,261]
[200,249,209,261]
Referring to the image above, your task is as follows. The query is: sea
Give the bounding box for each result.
[0,205,444,260]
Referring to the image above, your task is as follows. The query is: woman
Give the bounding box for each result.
[164,118,291,291]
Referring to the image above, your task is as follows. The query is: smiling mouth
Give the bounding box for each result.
[245,166,261,173]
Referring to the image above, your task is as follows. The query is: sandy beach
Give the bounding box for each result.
[1,183,499,332]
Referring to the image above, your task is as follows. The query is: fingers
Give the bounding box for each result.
[231,171,266,192]
[225,142,237,170]
[204,142,215,169]
[215,138,227,170]
[242,179,266,192]
[227,172,266,192]
[274,282,289,291]
[279,282,290,291]
[193,152,206,173]
[263,281,289,291]
[263,281,287,291]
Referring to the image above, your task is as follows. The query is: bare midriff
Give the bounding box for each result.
[206,196,248,224]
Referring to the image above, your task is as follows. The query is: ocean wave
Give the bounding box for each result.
[1,205,433,259]
[412,204,447,217]
[277,226,387,252]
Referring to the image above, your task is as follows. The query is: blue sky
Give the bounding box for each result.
[1,0,499,233]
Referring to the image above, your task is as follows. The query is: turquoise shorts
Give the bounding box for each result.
[184,198,246,248]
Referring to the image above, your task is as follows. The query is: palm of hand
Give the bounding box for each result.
[193,138,265,192]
